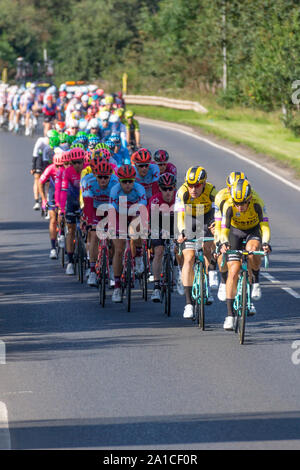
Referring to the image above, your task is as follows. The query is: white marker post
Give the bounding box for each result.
[0,341,6,364]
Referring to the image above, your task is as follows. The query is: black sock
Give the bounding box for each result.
[226,298,234,316]
[252,269,260,283]
[184,286,193,305]
[154,280,161,290]
[221,271,228,284]
[67,253,74,264]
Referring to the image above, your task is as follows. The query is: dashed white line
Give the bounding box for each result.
[261,273,300,299]
[0,401,11,450]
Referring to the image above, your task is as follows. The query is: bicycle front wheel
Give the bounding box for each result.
[99,250,106,308]
[125,252,132,312]
[197,261,205,330]
[237,271,247,344]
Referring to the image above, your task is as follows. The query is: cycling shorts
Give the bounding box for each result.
[227,225,262,262]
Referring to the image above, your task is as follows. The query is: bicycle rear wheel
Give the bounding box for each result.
[99,249,106,308]
[164,255,172,317]
[125,252,132,312]
[142,245,148,301]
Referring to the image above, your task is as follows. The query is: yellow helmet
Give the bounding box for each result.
[105,95,114,105]
[226,171,247,188]
[125,110,134,119]
[185,166,207,185]
[230,179,252,204]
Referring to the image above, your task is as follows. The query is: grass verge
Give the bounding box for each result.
[130,103,300,179]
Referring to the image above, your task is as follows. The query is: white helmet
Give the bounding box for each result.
[81,94,89,102]
[59,83,67,92]
[109,114,119,123]
[99,111,110,121]
[89,118,99,128]
[89,84,98,93]
[78,118,88,130]
[68,118,79,128]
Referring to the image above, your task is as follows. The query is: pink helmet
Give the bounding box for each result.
[53,154,63,166]
[61,150,71,164]
[69,147,86,161]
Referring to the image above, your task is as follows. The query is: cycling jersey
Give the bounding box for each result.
[40,163,59,210]
[43,103,56,117]
[135,163,160,200]
[214,187,265,243]
[161,162,177,177]
[112,147,130,167]
[175,182,216,235]
[220,195,270,245]
[81,173,118,225]
[148,191,175,240]
[60,166,81,214]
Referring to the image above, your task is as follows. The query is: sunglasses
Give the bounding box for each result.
[96,175,109,180]
[160,186,175,192]
[120,179,135,184]
[137,164,149,169]
[72,160,84,165]
[233,200,249,207]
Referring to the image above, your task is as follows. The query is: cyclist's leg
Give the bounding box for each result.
[181,243,195,318]
[245,227,262,300]
[151,240,164,300]
[49,208,58,258]
[87,228,98,285]
[112,238,126,301]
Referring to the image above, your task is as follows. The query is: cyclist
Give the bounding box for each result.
[60,147,86,275]
[81,157,118,286]
[98,110,112,140]
[132,149,160,200]
[109,164,147,302]
[175,166,217,319]
[214,171,247,301]
[148,173,177,302]
[39,153,64,259]
[109,134,130,167]
[124,110,140,151]
[31,130,59,210]
[42,94,57,136]
[219,178,271,331]
[153,149,177,177]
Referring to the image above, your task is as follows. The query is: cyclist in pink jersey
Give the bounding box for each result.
[60,147,85,275]
[39,154,64,259]
[153,149,177,177]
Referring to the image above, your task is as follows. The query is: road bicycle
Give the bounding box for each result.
[121,237,136,312]
[73,213,88,284]
[160,239,175,317]
[55,213,66,268]
[191,237,215,330]
[222,248,269,344]
[95,237,110,308]
[136,240,149,302]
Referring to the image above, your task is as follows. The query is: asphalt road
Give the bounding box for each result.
[0,120,300,450]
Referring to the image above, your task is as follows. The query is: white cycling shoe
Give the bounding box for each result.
[87,272,98,287]
[183,304,194,319]
[223,316,235,331]
[66,263,75,275]
[112,287,122,303]
[251,283,262,301]
[217,283,227,302]
[151,289,161,303]
[49,249,57,260]
[209,270,219,290]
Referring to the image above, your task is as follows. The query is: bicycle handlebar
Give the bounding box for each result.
[221,250,269,269]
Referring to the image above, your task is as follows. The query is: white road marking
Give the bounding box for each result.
[261,273,300,299]
[281,287,300,299]
[141,118,300,193]
[0,341,5,364]
[0,402,11,450]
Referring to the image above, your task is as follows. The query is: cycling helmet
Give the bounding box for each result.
[110,134,121,145]
[105,140,115,151]
[230,179,252,204]
[95,142,110,151]
[90,158,113,176]
[158,172,176,188]
[69,118,79,129]
[91,148,111,161]
[70,142,85,150]
[78,118,88,130]
[84,151,91,164]
[117,165,136,180]
[59,132,69,144]
[185,166,207,185]
[89,118,99,129]
[99,110,110,121]
[61,150,71,164]
[47,129,59,139]
[49,136,60,148]
[125,110,134,119]
[69,147,86,161]
[53,154,63,166]
[81,94,89,103]
[154,149,169,163]
[105,95,114,105]
[226,171,247,188]
[56,121,66,132]
[115,108,124,118]
[96,88,104,96]
[132,148,151,165]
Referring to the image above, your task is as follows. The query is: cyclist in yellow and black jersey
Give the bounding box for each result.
[219,178,271,331]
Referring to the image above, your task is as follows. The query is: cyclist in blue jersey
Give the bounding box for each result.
[109,134,130,167]
[132,148,160,200]
[109,164,147,302]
